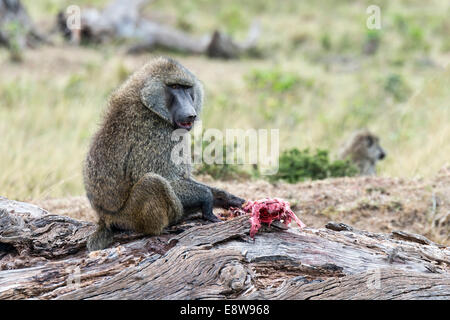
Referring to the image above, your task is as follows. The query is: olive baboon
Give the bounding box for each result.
[84,57,245,251]
[338,129,386,176]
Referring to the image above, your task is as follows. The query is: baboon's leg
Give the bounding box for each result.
[115,173,184,234]
[86,219,114,252]
[87,174,183,252]
[170,179,221,222]
[87,173,183,252]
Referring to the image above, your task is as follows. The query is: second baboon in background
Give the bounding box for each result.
[338,129,386,176]
[84,57,245,251]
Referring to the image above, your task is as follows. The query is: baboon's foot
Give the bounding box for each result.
[87,225,114,251]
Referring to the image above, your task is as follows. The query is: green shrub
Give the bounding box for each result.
[192,139,250,181]
[269,148,358,183]
[327,159,359,177]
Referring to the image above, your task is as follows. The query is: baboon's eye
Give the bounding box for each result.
[366,136,373,147]
[168,84,181,89]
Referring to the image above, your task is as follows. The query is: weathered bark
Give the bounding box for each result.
[0,197,448,300]
[56,0,260,58]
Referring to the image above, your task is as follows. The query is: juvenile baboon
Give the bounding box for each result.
[84,57,245,251]
[338,129,386,176]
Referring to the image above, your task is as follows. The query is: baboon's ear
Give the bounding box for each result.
[140,79,172,124]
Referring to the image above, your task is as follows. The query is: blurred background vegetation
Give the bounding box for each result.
[0,0,449,200]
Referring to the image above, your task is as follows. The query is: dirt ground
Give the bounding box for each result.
[33,165,449,246]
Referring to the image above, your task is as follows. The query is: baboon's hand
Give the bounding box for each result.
[203,211,222,223]
[211,187,246,209]
[226,194,246,208]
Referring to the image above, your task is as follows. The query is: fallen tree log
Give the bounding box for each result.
[56,0,260,59]
[0,196,448,300]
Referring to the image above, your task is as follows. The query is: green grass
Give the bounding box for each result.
[0,0,449,200]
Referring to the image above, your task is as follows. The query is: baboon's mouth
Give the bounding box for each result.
[176,121,194,130]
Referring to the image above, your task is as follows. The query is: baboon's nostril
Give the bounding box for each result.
[187,114,196,121]
[379,152,386,160]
